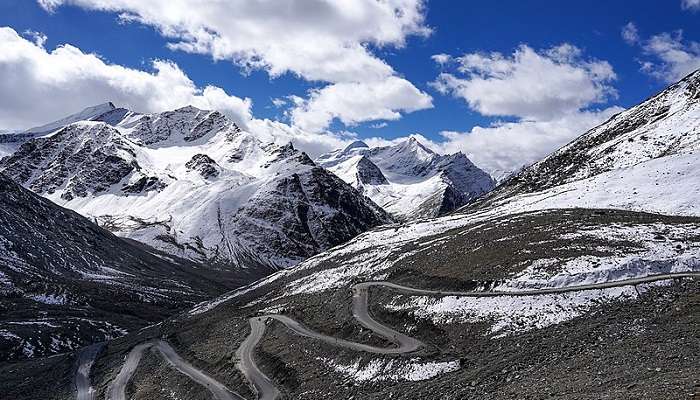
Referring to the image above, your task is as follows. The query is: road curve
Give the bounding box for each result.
[105,340,245,400]
[74,343,105,400]
[235,317,281,400]
[106,342,155,400]
[96,272,699,400]
[235,272,700,400]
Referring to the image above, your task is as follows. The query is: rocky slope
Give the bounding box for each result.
[0,173,254,362]
[466,68,700,218]
[0,105,391,270]
[317,138,495,220]
[4,208,698,400]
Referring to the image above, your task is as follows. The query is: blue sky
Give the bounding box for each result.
[1,1,699,173]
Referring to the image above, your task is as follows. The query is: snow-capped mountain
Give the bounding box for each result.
[0,102,117,159]
[465,68,700,218]
[317,137,495,220]
[0,172,250,361]
[0,105,391,270]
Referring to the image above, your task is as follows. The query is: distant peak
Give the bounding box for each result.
[398,136,435,155]
[23,102,119,135]
[174,105,203,113]
[344,140,369,152]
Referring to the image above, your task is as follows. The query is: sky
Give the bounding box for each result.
[1,0,699,174]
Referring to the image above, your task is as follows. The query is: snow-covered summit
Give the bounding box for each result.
[318,137,495,220]
[25,102,117,135]
[1,105,391,270]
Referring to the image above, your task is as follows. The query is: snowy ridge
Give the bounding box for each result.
[472,68,700,217]
[25,102,117,135]
[0,105,390,270]
[317,137,494,220]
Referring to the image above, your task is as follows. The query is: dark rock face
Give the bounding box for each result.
[186,154,220,179]
[0,174,248,362]
[0,124,138,201]
[265,142,315,168]
[232,150,392,269]
[123,106,231,145]
[355,156,387,185]
[121,176,165,194]
[435,153,496,214]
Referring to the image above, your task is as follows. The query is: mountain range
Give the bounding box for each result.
[1,69,700,400]
[317,138,495,220]
[0,105,391,271]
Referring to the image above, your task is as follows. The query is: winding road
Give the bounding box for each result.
[105,340,246,400]
[78,272,699,400]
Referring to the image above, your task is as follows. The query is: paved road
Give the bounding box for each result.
[105,340,245,400]
[235,272,699,400]
[75,343,105,400]
[95,271,700,400]
[235,317,281,400]
[106,342,155,400]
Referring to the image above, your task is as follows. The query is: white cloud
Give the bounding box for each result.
[638,30,700,83]
[271,98,287,108]
[431,44,616,121]
[621,22,639,45]
[429,43,621,174]
[290,77,432,132]
[436,107,623,175]
[0,26,252,130]
[37,0,433,131]
[22,29,48,47]
[681,0,700,11]
[431,53,451,65]
[247,118,353,158]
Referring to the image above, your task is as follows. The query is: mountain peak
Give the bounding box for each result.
[391,137,436,165]
[24,102,117,135]
[174,105,204,113]
[400,136,435,154]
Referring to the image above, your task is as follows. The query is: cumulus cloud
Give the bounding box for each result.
[429,44,621,174]
[681,0,700,11]
[637,30,700,83]
[247,118,354,158]
[431,53,451,65]
[0,27,252,130]
[435,107,623,175]
[431,44,616,121]
[291,77,433,132]
[37,0,433,131]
